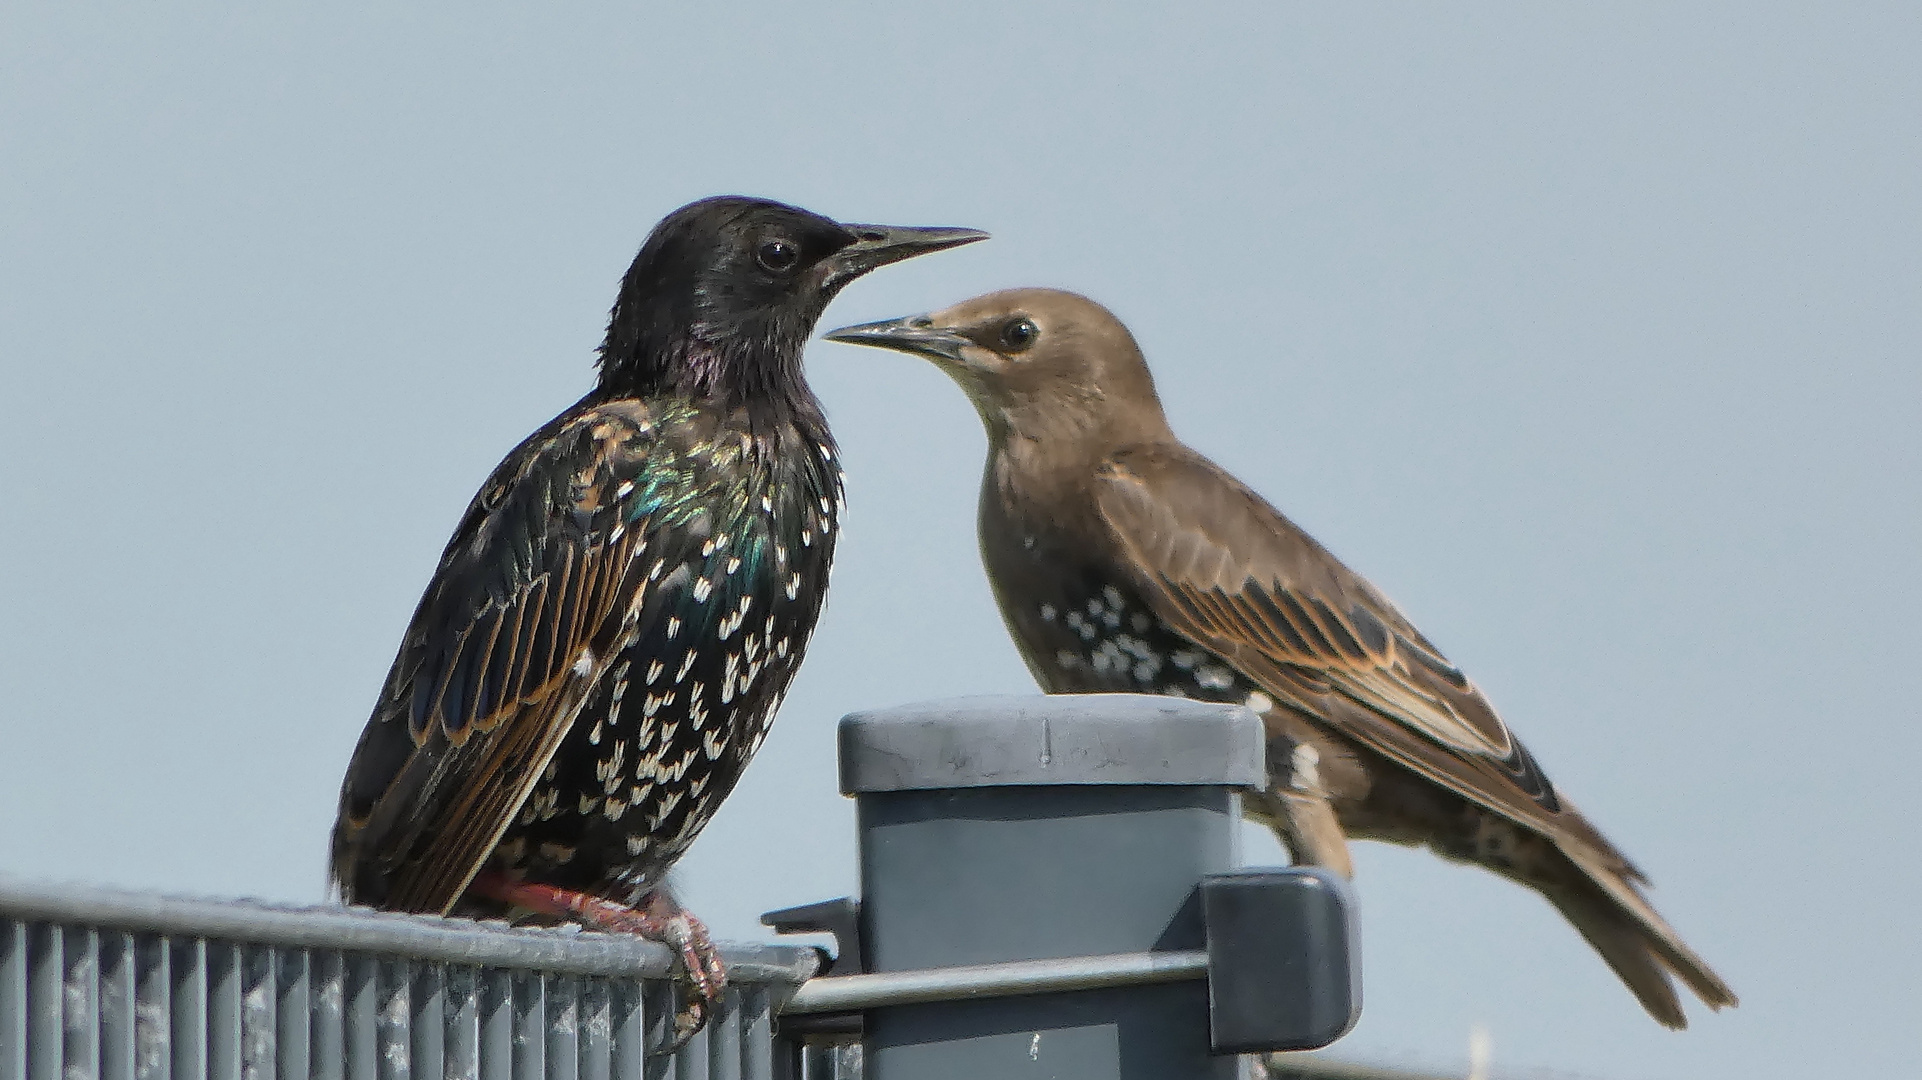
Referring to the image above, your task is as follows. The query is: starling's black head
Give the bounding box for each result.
[598,196,985,413]
[825,288,1170,447]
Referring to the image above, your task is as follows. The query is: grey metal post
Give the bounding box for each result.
[840,693,1265,1080]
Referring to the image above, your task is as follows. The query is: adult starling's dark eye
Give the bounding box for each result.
[756,238,799,273]
[1000,317,1039,353]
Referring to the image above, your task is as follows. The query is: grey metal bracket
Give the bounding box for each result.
[762,897,866,1040]
[1201,868,1362,1053]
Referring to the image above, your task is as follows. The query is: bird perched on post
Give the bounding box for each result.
[330,197,985,1045]
[827,288,1737,1029]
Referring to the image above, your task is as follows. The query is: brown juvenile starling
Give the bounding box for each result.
[827,288,1737,1029]
[329,197,985,1044]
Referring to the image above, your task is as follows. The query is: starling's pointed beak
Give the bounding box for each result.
[824,315,973,363]
[828,224,988,282]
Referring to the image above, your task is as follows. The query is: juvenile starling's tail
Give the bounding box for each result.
[1545,843,1739,1029]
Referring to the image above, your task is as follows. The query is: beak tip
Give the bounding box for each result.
[819,316,969,363]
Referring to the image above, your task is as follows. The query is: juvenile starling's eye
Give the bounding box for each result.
[756,238,800,273]
[1000,317,1039,353]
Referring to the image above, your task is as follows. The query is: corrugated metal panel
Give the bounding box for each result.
[0,880,850,1080]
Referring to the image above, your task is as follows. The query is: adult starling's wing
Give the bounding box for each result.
[332,397,699,915]
[1093,444,1737,1019]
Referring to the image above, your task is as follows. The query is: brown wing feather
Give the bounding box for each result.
[1092,444,1738,1017]
[1092,445,1625,865]
[332,400,663,914]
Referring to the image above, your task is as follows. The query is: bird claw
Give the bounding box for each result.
[635,891,727,1055]
[467,874,727,1054]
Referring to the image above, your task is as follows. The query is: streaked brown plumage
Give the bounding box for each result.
[827,288,1737,1028]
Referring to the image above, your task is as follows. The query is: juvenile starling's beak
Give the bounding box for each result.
[827,225,988,284]
[824,315,972,363]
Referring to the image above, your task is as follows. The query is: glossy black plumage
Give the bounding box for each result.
[829,287,1736,1029]
[329,198,983,971]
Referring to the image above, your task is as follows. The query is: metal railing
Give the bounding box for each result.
[0,878,824,1080]
[3,695,1375,1080]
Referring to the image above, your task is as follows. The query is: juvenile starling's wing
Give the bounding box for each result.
[1093,443,1736,1019]
[332,398,710,914]
[1093,444,1580,836]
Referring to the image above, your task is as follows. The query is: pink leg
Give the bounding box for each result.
[470,873,726,1052]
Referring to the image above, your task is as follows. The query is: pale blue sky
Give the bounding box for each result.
[3,5,1917,1077]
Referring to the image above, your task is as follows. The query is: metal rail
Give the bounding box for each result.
[782,949,1209,1014]
[0,878,824,1080]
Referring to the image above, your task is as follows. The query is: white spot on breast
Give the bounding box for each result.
[647,789,685,830]
[666,616,681,640]
[1290,742,1324,795]
[601,796,628,821]
[785,572,801,600]
[675,649,696,682]
[800,530,812,547]
[1055,649,1080,670]
[702,727,727,759]
[1040,603,1057,622]
[597,743,626,792]
[692,576,713,602]
[1246,690,1275,714]
[726,556,741,575]
[645,659,664,685]
[1196,664,1236,691]
[1131,613,1152,633]
[625,834,651,856]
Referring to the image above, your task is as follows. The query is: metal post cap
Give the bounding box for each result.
[838,693,1266,794]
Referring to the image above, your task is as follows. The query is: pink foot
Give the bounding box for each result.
[471,873,726,1052]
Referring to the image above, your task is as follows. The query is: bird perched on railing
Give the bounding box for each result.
[827,288,1736,1029]
[330,197,985,1046]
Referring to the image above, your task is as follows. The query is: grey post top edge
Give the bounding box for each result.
[838,693,1267,794]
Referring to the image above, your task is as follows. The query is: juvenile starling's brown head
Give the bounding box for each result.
[826,288,1170,447]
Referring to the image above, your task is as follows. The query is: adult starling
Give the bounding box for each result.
[827,288,1737,1029]
[330,197,985,1043]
